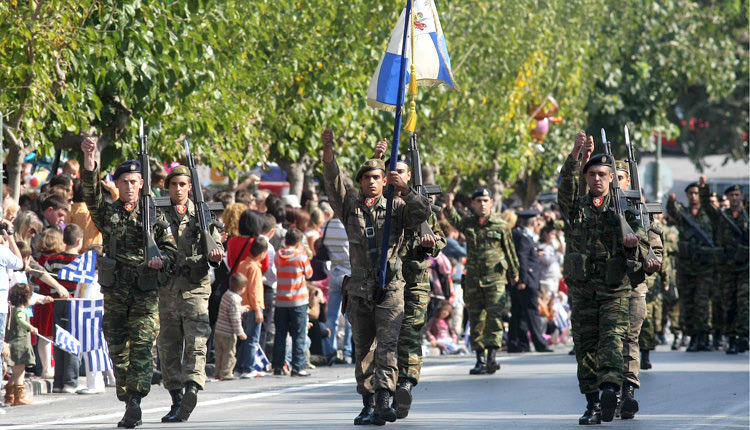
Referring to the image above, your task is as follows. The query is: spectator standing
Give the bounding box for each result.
[0,223,25,409]
[320,215,353,365]
[539,226,564,294]
[235,237,269,377]
[257,215,278,363]
[4,284,37,406]
[214,274,249,380]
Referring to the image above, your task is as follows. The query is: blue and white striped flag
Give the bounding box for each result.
[69,299,104,352]
[554,300,570,332]
[85,333,113,373]
[253,347,270,372]
[58,250,97,285]
[367,0,455,111]
[54,325,81,357]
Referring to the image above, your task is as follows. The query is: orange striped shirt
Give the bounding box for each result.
[274,247,313,308]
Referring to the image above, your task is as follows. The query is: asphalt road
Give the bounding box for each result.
[3,344,748,429]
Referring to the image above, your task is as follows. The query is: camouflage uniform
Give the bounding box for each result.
[397,213,445,385]
[660,224,680,340]
[667,195,718,339]
[699,186,749,343]
[444,207,519,352]
[83,165,177,402]
[558,155,646,394]
[158,199,222,391]
[323,158,430,395]
[639,255,670,353]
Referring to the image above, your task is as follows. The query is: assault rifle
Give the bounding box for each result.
[408,133,441,237]
[624,125,661,262]
[602,128,636,240]
[184,139,225,261]
[139,118,163,263]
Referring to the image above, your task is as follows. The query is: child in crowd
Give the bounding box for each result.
[235,237,269,378]
[272,228,313,377]
[214,274,249,381]
[4,284,37,406]
[425,300,467,355]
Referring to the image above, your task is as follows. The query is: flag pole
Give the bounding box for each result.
[377,0,412,291]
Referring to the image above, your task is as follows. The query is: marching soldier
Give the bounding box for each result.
[81,137,177,429]
[667,181,719,352]
[444,187,520,376]
[322,129,431,426]
[699,180,749,354]
[157,165,224,423]
[558,132,653,425]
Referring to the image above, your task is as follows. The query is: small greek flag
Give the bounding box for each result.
[58,250,97,285]
[85,334,113,373]
[69,299,104,352]
[554,300,570,331]
[55,325,81,356]
[253,347,270,372]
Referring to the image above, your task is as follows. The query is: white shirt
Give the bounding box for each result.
[0,245,24,314]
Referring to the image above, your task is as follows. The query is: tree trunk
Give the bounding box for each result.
[278,153,313,198]
[6,144,25,202]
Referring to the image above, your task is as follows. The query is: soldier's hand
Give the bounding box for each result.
[517,283,527,291]
[322,129,334,148]
[444,192,455,210]
[573,131,586,158]
[645,258,661,274]
[420,234,436,248]
[374,139,388,159]
[510,274,519,284]
[387,171,409,195]
[81,136,98,171]
[623,233,640,248]
[668,193,676,202]
[208,248,223,263]
[698,175,707,187]
[148,256,164,269]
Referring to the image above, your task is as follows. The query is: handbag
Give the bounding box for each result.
[313,221,332,262]
[310,222,332,281]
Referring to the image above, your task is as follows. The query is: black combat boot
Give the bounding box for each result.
[485,348,500,374]
[671,333,680,350]
[118,392,142,428]
[371,389,397,426]
[739,336,749,353]
[599,382,619,422]
[469,350,487,375]
[619,382,639,419]
[656,331,667,345]
[393,378,414,419]
[354,393,375,425]
[176,381,199,422]
[640,350,652,370]
[686,334,699,352]
[712,331,723,350]
[161,389,184,422]
[726,337,738,355]
[698,331,712,351]
[578,392,601,425]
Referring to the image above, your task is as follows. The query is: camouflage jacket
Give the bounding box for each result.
[400,212,446,287]
[699,185,749,272]
[633,219,667,298]
[323,158,431,299]
[82,165,177,287]
[667,194,718,271]
[162,199,224,299]
[558,155,647,297]
[445,208,519,288]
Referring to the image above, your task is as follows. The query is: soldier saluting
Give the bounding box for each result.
[81,136,177,429]
[322,129,431,427]
[156,164,224,423]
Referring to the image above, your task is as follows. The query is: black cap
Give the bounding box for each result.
[684,182,699,192]
[582,154,613,174]
[516,209,541,218]
[113,160,141,180]
[471,187,492,199]
[725,184,742,195]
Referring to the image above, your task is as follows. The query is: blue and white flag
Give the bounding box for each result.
[58,250,97,285]
[554,300,570,332]
[69,299,104,352]
[85,333,113,373]
[54,325,81,357]
[253,347,270,372]
[367,0,455,111]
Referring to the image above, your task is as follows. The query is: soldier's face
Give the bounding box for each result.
[359,170,386,198]
[471,196,493,217]
[617,171,630,190]
[115,173,144,203]
[585,166,613,197]
[685,187,699,206]
[394,162,411,184]
[168,176,192,205]
[727,190,743,209]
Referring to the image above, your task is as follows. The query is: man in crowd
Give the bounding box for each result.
[157,165,224,423]
[322,129,430,426]
[81,137,177,429]
[444,188,519,376]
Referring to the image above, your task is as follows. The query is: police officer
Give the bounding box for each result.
[444,188,520,375]
[322,129,431,426]
[372,142,446,419]
[558,132,651,424]
[699,180,749,354]
[667,180,719,352]
[81,137,177,429]
[157,165,224,423]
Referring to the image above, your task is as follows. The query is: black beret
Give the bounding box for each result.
[471,187,492,199]
[725,184,742,195]
[384,153,411,170]
[113,160,141,180]
[582,154,613,174]
[684,182,699,192]
[516,209,541,218]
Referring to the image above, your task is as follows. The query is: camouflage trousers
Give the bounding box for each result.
[639,298,662,352]
[102,287,159,402]
[622,294,646,388]
[570,288,629,394]
[709,276,725,334]
[722,269,750,337]
[157,290,211,390]
[661,290,680,335]
[349,290,404,395]
[464,283,506,351]
[677,267,712,335]
[397,283,429,385]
